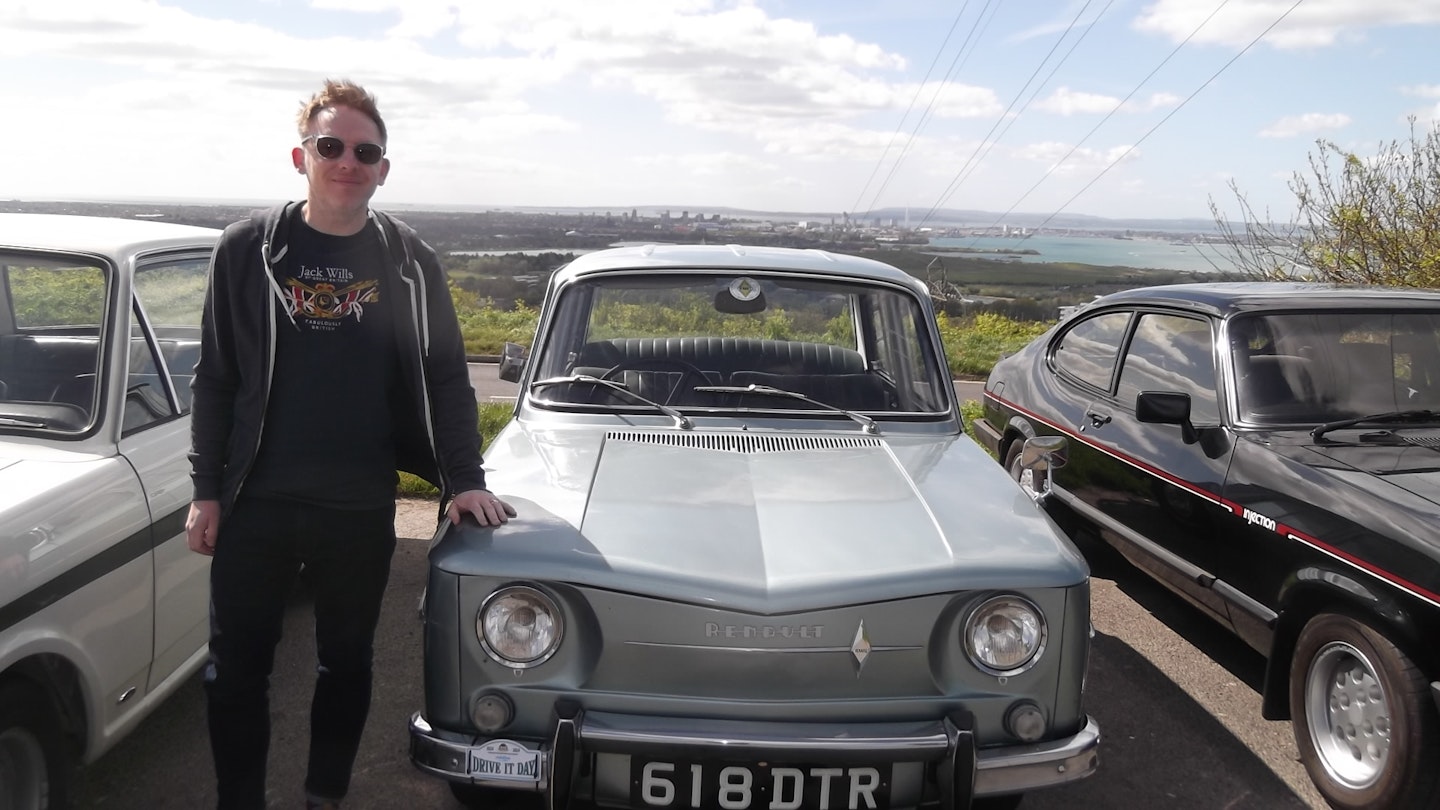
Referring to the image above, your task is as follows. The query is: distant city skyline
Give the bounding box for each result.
[4,1,1438,224]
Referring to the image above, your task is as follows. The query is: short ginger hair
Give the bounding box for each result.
[296,78,388,144]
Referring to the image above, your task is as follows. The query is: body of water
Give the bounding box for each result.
[926,235,1237,274]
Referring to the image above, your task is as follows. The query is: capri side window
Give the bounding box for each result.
[1117,313,1219,423]
[1052,311,1132,392]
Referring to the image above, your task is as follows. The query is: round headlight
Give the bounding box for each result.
[477,586,562,668]
[963,595,1046,676]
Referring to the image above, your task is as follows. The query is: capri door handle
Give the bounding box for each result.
[1084,410,1112,430]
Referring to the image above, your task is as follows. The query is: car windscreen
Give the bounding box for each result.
[529,272,951,415]
[1229,310,1440,425]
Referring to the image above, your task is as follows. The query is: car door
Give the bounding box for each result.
[120,251,212,692]
[1048,308,1236,623]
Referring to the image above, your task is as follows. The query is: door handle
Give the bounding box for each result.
[1084,411,1111,430]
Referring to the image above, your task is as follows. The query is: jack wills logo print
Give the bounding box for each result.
[284,264,379,330]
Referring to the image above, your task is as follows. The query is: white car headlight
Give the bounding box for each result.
[964,595,1046,676]
[477,586,562,668]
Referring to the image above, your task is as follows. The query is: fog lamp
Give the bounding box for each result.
[471,692,514,733]
[1005,701,1047,743]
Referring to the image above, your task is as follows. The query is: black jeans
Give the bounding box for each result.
[204,496,397,809]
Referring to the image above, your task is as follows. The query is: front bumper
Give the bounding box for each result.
[410,707,1099,808]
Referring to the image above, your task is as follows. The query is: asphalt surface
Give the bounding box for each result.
[75,367,1328,809]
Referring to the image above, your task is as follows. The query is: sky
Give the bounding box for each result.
[3,0,1439,225]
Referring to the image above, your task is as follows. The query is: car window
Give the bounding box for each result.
[0,255,107,433]
[1052,310,1131,392]
[1117,313,1219,423]
[128,255,209,431]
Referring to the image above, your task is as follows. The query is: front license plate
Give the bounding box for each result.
[631,758,892,810]
[467,739,540,782]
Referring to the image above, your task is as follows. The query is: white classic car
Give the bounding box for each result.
[410,244,1098,810]
[0,213,218,809]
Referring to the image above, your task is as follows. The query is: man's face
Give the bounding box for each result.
[292,105,390,215]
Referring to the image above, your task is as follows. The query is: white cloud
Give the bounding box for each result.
[1258,112,1352,138]
[1132,0,1440,50]
[1034,87,1182,115]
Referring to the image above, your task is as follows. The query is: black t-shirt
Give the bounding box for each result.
[244,219,402,508]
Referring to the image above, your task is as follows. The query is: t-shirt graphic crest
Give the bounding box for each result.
[284,277,380,321]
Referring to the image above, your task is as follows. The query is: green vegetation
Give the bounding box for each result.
[935,311,1052,377]
[1214,117,1440,286]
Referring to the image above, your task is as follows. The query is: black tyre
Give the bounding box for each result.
[1289,613,1440,810]
[0,679,74,810]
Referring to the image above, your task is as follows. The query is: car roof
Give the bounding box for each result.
[0,213,221,255]
[553,243,929,293]
[1094,281,1440,318]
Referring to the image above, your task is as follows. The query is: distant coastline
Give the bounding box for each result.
[925,235,1235,274]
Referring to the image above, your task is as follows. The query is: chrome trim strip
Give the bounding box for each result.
[620,641,922,654]
[1051,486,1216,585]
[1212,579,1278,626]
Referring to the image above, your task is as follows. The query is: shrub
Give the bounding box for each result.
[936,311,1052,377]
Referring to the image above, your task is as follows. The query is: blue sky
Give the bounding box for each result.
[2,0,1438,223]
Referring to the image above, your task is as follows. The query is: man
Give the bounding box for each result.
[186,78,515,810]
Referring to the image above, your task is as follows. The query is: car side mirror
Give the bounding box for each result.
[1136,390,1199,445]
[1020,435,1068,472]
[498,342,528,383]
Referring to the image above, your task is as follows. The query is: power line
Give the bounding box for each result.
[917,0,1111,229]
[856,0,1003,217]
[964,0,1238,243]
[1015,0,1307,239]
[846,1,973,217]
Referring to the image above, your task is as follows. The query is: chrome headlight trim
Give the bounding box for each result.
[477,585,563,668]
[963,594,1047,676]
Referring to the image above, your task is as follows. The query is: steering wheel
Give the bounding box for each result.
[601,358,711,404]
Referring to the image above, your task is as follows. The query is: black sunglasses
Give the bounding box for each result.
[302,135,386,165]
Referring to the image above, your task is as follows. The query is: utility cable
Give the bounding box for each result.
[1011,0,1306,240]
[959,0,1236,244]
[916,0,1109,230]
[847,1,972,218]
[858,0,1003,218]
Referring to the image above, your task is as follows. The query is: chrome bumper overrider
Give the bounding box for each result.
[410,707,1099,808]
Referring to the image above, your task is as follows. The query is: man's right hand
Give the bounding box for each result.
[186,500,221,555]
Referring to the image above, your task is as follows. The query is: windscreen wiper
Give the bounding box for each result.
[531,375,692,430]
[695,383,879,434]
[1311,409,1440,441]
